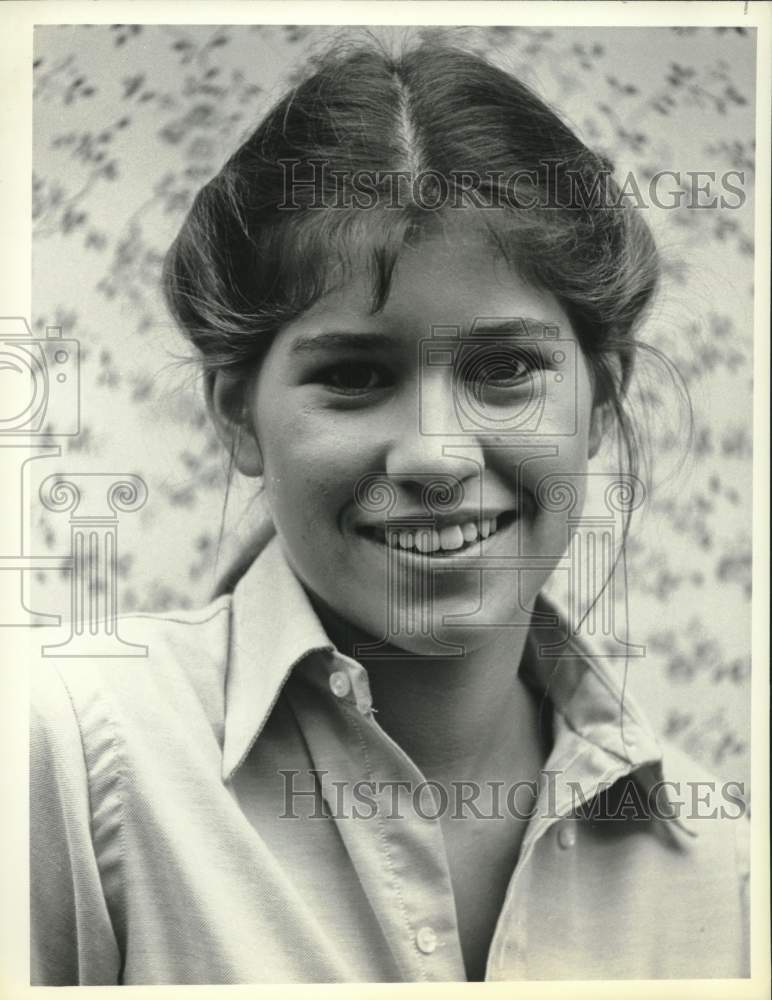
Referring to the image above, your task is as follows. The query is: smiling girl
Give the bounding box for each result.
[31,41,749,984]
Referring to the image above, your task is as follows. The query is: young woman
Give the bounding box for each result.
[30,41,749,984]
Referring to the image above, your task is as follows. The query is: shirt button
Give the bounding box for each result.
[415,925,438,954]
[557,822,577,849]
[329,671,351,698]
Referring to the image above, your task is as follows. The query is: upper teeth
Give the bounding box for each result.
[382,518,499,553]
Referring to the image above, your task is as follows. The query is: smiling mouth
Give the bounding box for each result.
[356,510,520,557]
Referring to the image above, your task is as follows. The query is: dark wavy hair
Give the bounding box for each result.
[163,40,664,568]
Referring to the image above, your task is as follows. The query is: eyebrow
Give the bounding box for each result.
[290,332,395,355]
[468,318,561,337]
[289,318,561,355]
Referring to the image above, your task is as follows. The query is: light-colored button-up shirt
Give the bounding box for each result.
[30,536,750,984]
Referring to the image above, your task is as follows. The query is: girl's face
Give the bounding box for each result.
[243,229,600,655]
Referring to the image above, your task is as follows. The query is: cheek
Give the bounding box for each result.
[256,406,376,526]
[513,386,594,546]
[544,366,595,474]
[533,435,592,525]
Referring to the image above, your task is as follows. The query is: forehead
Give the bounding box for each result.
[281,226,574,343]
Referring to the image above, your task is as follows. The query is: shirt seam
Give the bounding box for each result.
[53,665,127,977]
[116,600,232,630]
[342,700,430,984]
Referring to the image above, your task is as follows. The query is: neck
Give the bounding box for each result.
[310,598,550,787]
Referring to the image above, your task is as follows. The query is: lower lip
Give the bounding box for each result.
[355,513,521,567]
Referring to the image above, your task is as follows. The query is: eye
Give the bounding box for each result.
[462,347,542,389]
[318,361,392,395]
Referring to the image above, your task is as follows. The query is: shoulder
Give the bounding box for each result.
[656,739,750,884]
[619,737,750,960]
[582,739,750,977]
[31,595,234,757]
[656,739,749,830]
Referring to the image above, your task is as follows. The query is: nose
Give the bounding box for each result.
[384,371,485,506]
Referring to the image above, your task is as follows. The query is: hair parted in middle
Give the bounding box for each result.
[163,37,662,481]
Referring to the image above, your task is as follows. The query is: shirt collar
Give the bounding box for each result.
[222,536,333,781]
[519,596,697,841]
[222,537,696,840]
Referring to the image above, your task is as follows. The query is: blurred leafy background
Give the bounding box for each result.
[31,25,755,790]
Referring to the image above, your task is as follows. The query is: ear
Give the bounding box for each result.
[588,401,612,460]
[205,369,263,477]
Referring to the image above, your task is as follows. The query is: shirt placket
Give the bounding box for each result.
[284,652,467,982]
[483,709,664,981]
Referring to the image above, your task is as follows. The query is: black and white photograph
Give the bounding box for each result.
[1,1,769,992]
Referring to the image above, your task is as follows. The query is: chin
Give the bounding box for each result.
[348,593,532,660]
